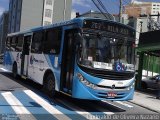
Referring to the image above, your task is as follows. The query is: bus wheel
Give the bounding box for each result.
[44,74,55,98]
[12,63,17,78]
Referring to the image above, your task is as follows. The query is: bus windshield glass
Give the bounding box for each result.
[78,32,135,72]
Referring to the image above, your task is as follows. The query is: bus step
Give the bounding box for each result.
[59,91,71,97]
[21,75,27,79]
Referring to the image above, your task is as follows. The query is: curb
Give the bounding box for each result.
[129,100,160,113]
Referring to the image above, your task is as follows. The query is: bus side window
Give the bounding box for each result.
[11,36,17,51]
[16,36,23,52]
[31,31,44,54]
[43,28,62,54]
[6,37,11,51]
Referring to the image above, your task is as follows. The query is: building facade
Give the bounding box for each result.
[0,12,9,54]
[8,0,72,33]
[79,10,117,21]
[124,0,160,20]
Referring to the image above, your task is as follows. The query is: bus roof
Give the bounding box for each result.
[7,17,135,37]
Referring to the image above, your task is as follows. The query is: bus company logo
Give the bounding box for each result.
[111,84,116,89]
[30,55,44,65]
[30,55,34,65]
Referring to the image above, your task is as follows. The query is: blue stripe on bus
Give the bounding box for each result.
[44,54,59,81]
[44,55,53,68]
[48,55,55,68]
[0,92,16,114]
[9,52,15,63]
[4,52,12,65]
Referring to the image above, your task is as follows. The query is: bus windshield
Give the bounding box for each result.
[78,32,135,72]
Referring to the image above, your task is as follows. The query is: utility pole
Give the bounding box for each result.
[140,21,143,33]
[119,0,123,23]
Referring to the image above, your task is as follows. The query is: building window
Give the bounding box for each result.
[46,0,53,5]
[44,21,51,26]
[45,9,52,18]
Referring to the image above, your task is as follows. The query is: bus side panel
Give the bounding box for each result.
[28,53,45,84]
[15,52,22,75]
[43,54,61,91]
[4,51,18,72]
[27,53,60,91]
[11,52,21,74]
[4,51,13,71]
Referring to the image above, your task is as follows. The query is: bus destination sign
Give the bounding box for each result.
[83,20,135,37]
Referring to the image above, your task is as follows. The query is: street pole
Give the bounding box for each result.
[119,0,122,23]
[140,21,143,33]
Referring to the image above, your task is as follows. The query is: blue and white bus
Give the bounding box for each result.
[4,17,136,101]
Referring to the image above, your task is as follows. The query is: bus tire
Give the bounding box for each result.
[43,74,55,98]
[12,63,17,78]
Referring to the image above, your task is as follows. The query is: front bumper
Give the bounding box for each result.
[72,79,135,101]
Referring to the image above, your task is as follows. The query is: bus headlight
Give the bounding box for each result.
[129,82,135,89]
[77,73,97,89]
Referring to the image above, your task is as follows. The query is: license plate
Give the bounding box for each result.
[107,92,117,97]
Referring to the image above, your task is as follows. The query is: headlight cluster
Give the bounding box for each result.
[77,73,97,89]
[128,82,135,90]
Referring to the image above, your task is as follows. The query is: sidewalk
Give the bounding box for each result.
[129,91,160,113]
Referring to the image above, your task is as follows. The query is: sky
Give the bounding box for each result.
[0,0,9,16]
[71,0,160,18]
[0,0,160,18]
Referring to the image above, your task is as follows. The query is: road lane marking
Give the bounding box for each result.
[0,68,9,72]
[76,111,114,115]
[24,90,71,120]
[57,99,114,120]
[115,101,133,108]
[0,92,17,114]
[2,92,32,114]
[57,99,98,119]
[102,100,125,110]
[1,92,36,120]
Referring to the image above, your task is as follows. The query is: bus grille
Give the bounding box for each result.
[97,85,127,89]
[79,65,134,80]
[89,73,133,80]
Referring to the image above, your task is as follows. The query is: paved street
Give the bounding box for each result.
[0,66,159,120]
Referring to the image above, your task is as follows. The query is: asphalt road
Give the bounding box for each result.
[0,65,158,120]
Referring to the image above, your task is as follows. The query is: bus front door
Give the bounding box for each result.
[21,35,31,77]
[60,30,75,94]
